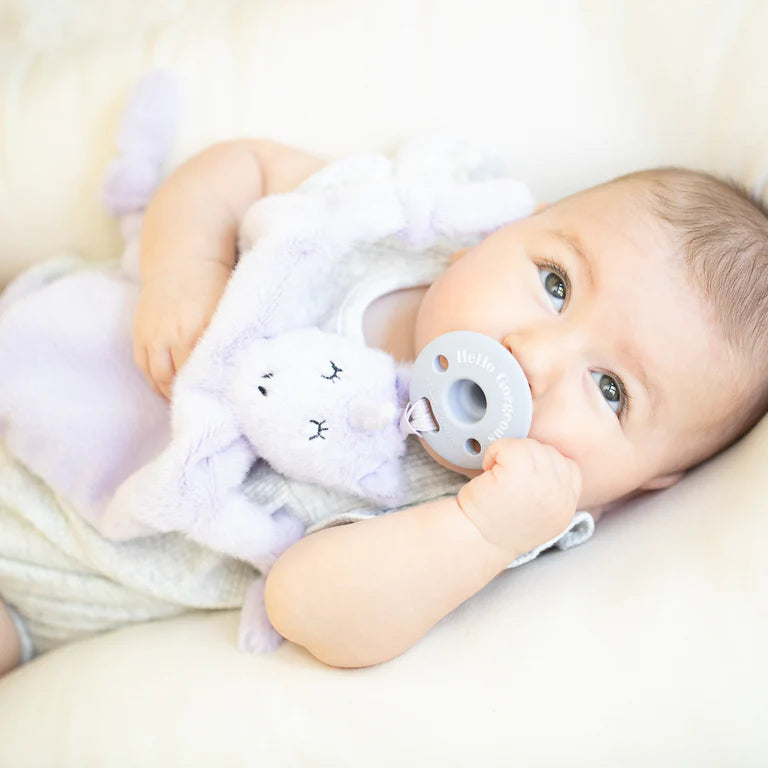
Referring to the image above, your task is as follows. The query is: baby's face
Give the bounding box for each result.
[414,181,738,511]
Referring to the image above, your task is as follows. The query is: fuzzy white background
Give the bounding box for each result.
[4,0,768,285]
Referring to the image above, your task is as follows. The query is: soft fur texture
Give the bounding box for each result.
[0,260,171,529]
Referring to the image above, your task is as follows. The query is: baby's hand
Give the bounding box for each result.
[456,438,582,562]
[133,260,231,399]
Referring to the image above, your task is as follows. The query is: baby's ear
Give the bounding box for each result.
[640,471,685,491]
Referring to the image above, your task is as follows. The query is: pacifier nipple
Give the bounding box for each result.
[406,330,532,469]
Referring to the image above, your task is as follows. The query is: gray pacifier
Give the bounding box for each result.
[406,331,532,470]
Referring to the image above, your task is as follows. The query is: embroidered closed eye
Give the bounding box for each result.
[309,419,328,440]
[321,361,343,382]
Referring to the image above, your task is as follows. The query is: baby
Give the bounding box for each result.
[1,138,767,673]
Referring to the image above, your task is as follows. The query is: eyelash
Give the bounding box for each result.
[617,381,632,418]
[538,259,571,310]
[537,258,632,420]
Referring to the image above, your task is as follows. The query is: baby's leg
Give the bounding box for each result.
[0,599,22,677]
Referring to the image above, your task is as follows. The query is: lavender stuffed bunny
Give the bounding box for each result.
[100,73,534,649]
[0,72,535,651]
[101,151,420,546]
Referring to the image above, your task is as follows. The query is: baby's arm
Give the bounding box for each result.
[265,438,582,668]
[134,139,326,397]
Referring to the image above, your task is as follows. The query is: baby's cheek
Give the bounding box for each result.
[576,444,643,509]
[526,420,605,507]
[415,267,485,342]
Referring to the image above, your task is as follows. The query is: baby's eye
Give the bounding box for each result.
[590,371,626,415]
[538,265,568,312]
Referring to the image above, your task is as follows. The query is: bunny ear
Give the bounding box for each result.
[393,135,535,249]
[102,69,180,219]
[104,385,251,541]
[101,438,215,540]
[238,576,284,654]
[97,460,162,540]
[432,177,535,238]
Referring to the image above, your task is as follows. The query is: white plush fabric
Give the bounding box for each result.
[0,1,766,765]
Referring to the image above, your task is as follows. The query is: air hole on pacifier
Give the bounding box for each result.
[434,355,449,372]
[465,438,481,455]
[447,379,487,424]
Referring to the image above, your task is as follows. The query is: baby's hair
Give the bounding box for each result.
[619,167,768,444]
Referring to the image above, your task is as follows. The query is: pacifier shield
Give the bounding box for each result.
[409,330,532,469]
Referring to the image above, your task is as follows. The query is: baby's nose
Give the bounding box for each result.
[502,329,570,399]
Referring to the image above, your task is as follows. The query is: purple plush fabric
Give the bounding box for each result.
[102,69,180,216]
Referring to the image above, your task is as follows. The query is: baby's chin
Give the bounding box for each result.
[416,436,482,479]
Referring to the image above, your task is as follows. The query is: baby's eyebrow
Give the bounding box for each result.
[553,230,594,289]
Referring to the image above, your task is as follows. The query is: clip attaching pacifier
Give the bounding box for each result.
[408,330,532,469]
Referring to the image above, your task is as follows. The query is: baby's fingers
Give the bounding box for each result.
[481,437,515,472]
[147,346,175,400]
[169,338,193,383]
[481,437,531,472]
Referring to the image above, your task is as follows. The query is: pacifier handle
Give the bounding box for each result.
[406,330,532,470]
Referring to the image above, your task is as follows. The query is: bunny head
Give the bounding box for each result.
[226,327,410,507]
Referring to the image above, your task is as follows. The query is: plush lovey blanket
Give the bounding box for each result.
[0,73,535,649]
